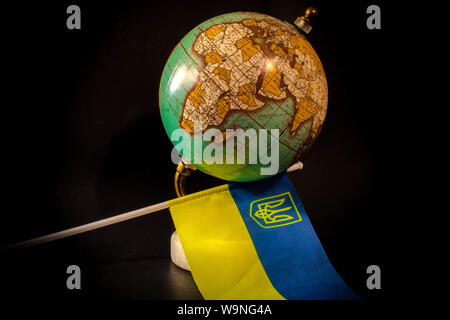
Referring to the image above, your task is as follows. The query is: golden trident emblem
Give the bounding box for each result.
[250,192,302,228]
[254,198,294,224]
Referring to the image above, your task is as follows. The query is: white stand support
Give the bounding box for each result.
[170,231,190,271]
[170,161,303,271]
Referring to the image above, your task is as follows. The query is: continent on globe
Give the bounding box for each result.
[180,17,327,139]
[159,12,328,182]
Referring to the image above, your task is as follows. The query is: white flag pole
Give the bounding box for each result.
[3,162,303,250]
[3,201,169,250]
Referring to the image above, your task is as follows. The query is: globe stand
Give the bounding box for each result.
[171,230,190,271]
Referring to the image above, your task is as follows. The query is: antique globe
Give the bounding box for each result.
[159,12,327,182]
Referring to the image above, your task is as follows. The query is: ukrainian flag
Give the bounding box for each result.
[168,173,359,300]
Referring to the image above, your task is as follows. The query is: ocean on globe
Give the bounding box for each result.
[159,12,327,182]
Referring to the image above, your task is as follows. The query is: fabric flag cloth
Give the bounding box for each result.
[168,173,360,300]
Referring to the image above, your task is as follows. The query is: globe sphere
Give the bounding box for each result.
[159,12,327,182]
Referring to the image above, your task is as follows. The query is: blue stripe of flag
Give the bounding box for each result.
[229,173,361,300]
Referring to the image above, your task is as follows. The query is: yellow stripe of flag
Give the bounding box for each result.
[168,185,284,300]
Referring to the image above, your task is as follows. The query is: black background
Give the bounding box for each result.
[0,0,416,307]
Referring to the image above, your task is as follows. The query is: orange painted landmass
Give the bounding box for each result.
[238,83,257,107]
[261,64,283,97]
[188,82,206,109]
[180,117,195,133]
[205,50,223,64]
[205,26,226,39]
[290,35,324,74]
[270,43,288,60]
[216,95,230,119]
[236,38,261,62]
[291,86,317,133]
[213,67,231,84]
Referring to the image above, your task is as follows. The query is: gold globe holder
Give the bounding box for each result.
[294,7,318,34]
[174,158,197,197]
